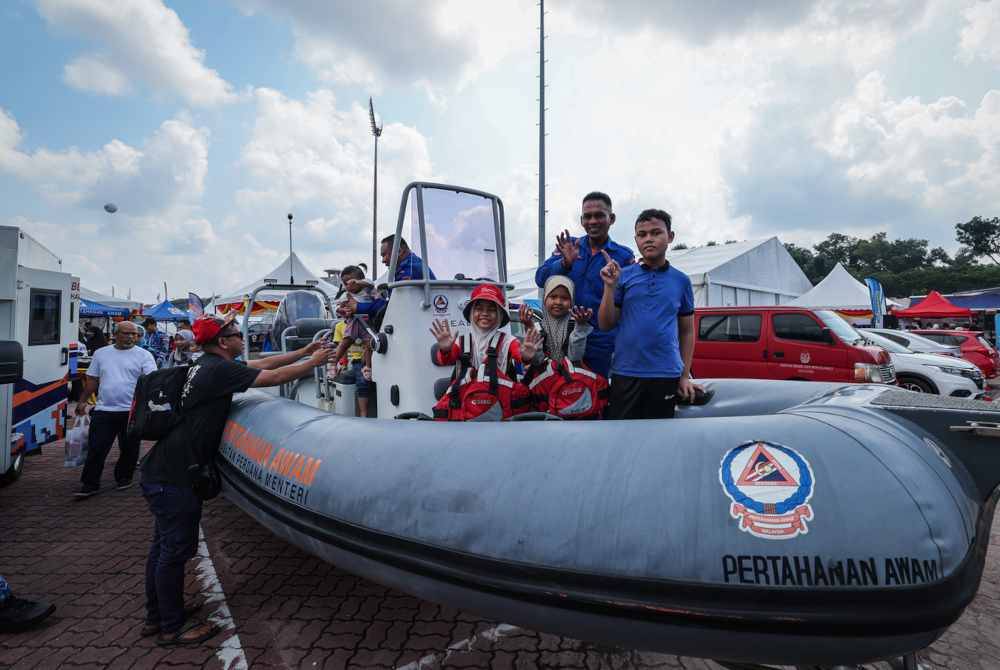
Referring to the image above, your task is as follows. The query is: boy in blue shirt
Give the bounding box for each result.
[598,209,696,419]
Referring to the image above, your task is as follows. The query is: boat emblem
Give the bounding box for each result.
[719,440,815,540]
[433,294,449,314]
[800,352,810,364]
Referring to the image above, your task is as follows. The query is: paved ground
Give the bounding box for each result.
[2,442,999,669]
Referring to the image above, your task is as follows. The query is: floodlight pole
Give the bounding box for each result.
[370,97,383,282]
[287,213,295,283]
[537,0,547,266]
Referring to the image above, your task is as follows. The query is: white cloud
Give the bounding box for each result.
[37,0,236,106]
[0,108,209,213]
[63,54,130,95]
[235,87,435,273]
[957,0,1000,65]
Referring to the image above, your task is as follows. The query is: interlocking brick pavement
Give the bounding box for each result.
[2,440,1000,669]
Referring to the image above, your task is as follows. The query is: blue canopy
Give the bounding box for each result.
[908,291,1000,311]
[80,298,130,318]
[143,299,193,322]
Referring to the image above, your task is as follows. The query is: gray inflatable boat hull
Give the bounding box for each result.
[218,379,1000,665]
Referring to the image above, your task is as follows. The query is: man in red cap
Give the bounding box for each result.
[138,314,334,646]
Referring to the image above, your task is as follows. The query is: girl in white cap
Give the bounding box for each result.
[520,275,593,370]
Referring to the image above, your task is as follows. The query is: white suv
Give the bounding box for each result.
[861,330,986,399]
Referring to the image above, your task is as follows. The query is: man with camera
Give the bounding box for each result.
[139,314,334,646]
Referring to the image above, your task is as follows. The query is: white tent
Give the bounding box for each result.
[670,237,812,306]
[80,286,143,312]
[212,253,339,314]
[790,262,899,310]
[506,237,811,307]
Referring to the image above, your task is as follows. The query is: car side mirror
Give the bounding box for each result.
[821,328,835,345]
[0,340,24,385]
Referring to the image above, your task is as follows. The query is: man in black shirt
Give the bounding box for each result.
[139,314,334,646]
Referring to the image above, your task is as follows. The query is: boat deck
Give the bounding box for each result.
[2,443,999,669]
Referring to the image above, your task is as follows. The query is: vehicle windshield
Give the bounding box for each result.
[408,186,503,282]
[814,310,863,344]
[891,330,949,350]
[861,330,911,354]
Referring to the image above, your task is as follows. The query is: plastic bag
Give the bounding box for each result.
[64,415,90,467]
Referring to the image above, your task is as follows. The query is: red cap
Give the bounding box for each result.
[191,314,236,345]
[463,283,509,327]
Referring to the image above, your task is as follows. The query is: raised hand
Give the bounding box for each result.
[429,319,455,351]
[599,250,621,288]
[571,306,593,324]
[556,229,579,268]
[518,304,536,331]
[522,327,542,362]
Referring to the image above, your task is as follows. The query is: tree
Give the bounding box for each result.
[813,233,859,268]
[706,241,718,247]
[955,216,1000,264]
[927,247,951,267]
[672,243,689,250]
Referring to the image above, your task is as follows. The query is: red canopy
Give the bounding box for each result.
[894,290,974,318]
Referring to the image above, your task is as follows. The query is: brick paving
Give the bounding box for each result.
[2,441,1000,669]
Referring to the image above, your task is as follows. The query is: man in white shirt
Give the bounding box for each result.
[74,321,156,497]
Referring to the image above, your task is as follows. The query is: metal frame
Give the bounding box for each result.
[241,283,333,360]
[388,182,508,310]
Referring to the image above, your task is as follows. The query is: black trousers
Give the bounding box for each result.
[608,375,679,420]
[80,410,139,488]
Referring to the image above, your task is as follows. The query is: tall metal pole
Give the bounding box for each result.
[287,213,295,283]
[370,98,383,281]
[537,0,546,266]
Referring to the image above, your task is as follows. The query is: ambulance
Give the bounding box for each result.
[0,226,78,483]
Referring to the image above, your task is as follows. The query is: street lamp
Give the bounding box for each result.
[287,213,295,284]
[369,97,383,282]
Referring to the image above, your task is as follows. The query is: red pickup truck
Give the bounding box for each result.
[692,306,896,384]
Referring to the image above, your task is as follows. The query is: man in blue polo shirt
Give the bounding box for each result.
[598,208,695,419]
[535,191,634,376]
[348,234,435,317]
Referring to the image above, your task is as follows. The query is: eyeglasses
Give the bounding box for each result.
[581,212,609,222]
[218,330,241,340]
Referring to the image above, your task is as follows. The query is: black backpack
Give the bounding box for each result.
[127,365,190,442]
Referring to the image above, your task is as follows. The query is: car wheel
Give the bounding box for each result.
[899,376,934,394]
[1,450,24,486]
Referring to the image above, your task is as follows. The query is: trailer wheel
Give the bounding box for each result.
[1,450,24,485]
[898,375,935,394]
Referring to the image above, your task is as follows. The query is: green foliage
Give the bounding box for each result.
[955,216,1000,264]
[785,217,996,296]
[672,242,689,250]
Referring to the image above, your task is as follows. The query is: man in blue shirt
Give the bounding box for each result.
[535,192,634,376]
[598,208,696,419]
[349,234,435,317]
[139,317,169,368]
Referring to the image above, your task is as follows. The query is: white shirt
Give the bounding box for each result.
[86,345,157,411]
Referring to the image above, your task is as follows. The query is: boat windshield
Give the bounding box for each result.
[814,310,863,345]
[404,186,503,282]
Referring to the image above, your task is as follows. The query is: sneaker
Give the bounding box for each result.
[0,596,56,633]
[73,486,99,499]
[115,480,135,491]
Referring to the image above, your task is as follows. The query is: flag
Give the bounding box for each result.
[865,277,887,328]
[188,292,204,318]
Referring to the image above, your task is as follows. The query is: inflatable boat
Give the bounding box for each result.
[220,183,1000,667]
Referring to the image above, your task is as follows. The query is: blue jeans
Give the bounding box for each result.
[142,483,201,633]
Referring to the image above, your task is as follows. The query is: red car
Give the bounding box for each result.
[911,330,999,379]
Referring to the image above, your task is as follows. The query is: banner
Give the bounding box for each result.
[864,277,887,328]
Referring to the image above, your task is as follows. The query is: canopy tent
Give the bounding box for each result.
[895,290,974,319]
[79,298,130,318]
[143,299,194,322]
[508,237,811,307]
[908,287,1000,311]
[789,263,900,321]
[80,286,142,312]
[212,252,339,315]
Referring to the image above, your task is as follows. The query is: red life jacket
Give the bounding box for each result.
[433,333,530,421]
[526,358,609,419]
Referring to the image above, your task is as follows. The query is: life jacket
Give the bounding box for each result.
[526,358,609,419]
[433,333,530,421]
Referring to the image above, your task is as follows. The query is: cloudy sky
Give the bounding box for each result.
[1,0,998,300]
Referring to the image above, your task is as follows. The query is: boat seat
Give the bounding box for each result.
[283,318,334,352]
